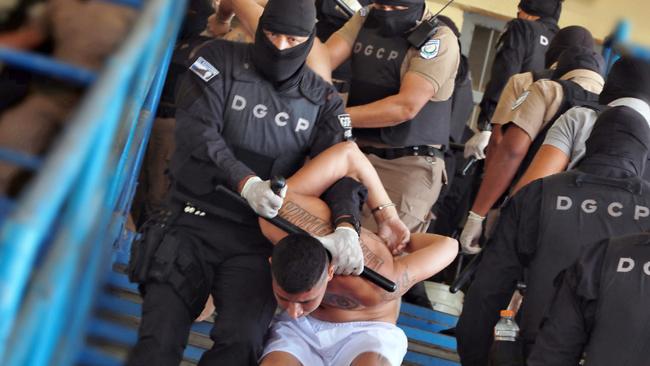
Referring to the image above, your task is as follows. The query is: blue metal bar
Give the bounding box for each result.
[403,352,460,366]
[0,47,96,85]
[95,293,213,336]
[86,318,205,362]
[398,314,450,334]
[0,148,43,171]
[0,0,180,361]
[400,325,457,352]
[400,303,458,328]
[107,271,138,294]
[1,1,184,363]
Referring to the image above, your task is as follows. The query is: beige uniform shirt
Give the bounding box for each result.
[503,69,604,140]
[334,7,459,102]
[492,72,534,125]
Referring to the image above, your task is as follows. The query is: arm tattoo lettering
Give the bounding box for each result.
[322,293,361,309]
[279,201,333,236]
[360,241,384,270]
[381,267,415,301]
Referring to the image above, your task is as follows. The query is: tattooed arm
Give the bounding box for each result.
[382,233,458,300]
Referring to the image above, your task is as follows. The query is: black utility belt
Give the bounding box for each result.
[360,145,444,160]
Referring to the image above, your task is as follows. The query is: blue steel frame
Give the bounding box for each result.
[0,0,186,364]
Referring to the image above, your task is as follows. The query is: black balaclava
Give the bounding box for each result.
[599,57,650,105]
[518,0,562,19]
[545,26,594,68]
[252,0,316,84]
[551,46,605,79]
[579,106,650,178]
[369,0,425,37]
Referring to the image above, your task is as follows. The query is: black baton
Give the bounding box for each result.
[450,251,482,293]
[216,179,397,292]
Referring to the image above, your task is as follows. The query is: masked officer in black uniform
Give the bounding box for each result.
[456,104,650,365]
[529,232,650,366]
[126,0,369,365]
[471,0,561,145]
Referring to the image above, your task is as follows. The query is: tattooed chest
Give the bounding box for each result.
[321,293,362,310]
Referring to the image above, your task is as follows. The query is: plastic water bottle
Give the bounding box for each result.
[489,310,523,365]
[494,310,519,341]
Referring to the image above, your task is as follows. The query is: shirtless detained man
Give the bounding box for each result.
[255,141,458,365]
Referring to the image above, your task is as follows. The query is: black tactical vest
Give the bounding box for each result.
[583,234,650,366]
[348,22,451,147]
[221,63,319,180]
[449,55,473,143]
[520,171,650,346]
[519,18,558,74]
[511,79,603,190]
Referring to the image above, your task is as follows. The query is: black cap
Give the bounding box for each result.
[545,26,594,68]
[259,0,316,37]
[599,57,650,105]
[551,46,605,79]
[518,0,562,18]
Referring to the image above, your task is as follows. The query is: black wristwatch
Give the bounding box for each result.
[333,215,361,237]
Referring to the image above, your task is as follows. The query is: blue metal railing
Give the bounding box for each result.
[0,0,186,364]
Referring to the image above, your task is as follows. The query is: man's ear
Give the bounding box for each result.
[327,264,335,281]
[268,257,272,265]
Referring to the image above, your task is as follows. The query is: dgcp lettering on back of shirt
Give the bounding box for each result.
[616,257,650,275]
[353,41,400,61]
[230,94,311,133]
[555,196,650,220]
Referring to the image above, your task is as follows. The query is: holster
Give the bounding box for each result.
[128,205,211,317]
[126,208,175,284]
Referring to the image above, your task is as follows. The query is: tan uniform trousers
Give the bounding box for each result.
[361,154,446,234]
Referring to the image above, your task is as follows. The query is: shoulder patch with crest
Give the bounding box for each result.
[189,56,219,82]
[420,39,440,60]
[338,114,353,140]
[511,90,530,111]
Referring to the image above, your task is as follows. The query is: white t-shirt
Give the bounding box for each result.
[543,98,650,169]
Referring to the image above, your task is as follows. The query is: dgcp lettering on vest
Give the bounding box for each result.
[555,196,650,220]
[353,41,400,61]
[231,95,311,132]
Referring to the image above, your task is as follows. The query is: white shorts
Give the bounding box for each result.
[261,312,408,366]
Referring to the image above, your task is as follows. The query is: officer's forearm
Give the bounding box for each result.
[347,95,422,128]
[230,0,263,37]
[471,130,529,216]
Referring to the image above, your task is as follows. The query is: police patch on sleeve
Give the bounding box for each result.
[189,56,219,82]
[511,90,530,111]
[338,114,353,140]
[420,39,440,60]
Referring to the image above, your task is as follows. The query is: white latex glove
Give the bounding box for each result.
[459,211,485,254]
[317,226,363,276]
[464,130,492,160]
[240,176,286,218]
